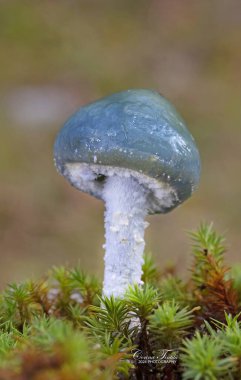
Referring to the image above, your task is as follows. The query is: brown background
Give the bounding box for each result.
[0,0,241,287]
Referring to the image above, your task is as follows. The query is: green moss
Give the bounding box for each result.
[0,224,241,379]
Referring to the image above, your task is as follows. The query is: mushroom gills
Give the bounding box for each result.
[64,162,178,214]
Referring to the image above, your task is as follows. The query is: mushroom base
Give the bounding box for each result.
[102,175,148,297]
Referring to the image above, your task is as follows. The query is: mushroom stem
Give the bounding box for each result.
[102,175,149,298]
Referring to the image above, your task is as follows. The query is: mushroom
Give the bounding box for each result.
[54,89,201,298]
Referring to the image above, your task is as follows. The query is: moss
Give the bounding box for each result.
[0,223,241,379]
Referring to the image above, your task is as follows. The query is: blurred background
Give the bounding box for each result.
[0,0,241,287]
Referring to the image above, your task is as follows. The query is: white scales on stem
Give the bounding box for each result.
[102,175,149,297]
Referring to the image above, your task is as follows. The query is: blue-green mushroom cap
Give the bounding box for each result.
[54,89,201,214]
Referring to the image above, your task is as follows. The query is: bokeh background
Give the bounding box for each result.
[0,0,241,287]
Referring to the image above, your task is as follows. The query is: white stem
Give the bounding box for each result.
[102,175,149,298]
